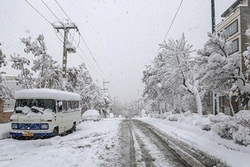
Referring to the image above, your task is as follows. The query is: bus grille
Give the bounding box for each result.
[18,123,41,130]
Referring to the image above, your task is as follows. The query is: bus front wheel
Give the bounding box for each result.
[53,127,59,136]
[72,123,76,132]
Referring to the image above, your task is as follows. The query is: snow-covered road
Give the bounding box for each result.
[0,117,249,167]
[119,119,227,167]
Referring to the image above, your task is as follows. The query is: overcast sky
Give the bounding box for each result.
[0,0,236,103]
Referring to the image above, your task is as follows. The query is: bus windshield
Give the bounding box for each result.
[15,99,56,113]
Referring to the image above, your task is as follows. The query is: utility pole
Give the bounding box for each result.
[137,90,140,110]
[211,0,219,115]
[102,79,110,92]
[53,21,78,78]
[211,0,216,33]
[113,96,118,114]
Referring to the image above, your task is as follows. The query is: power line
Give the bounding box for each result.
[40,0,66,43]
[39,0,104,78]
[153,0,184,58]
[25,0,103,78]
[75,51,104,78]
[25,0,52,25]
[25,0,113,90]
[55,0,73,23]
[54,0,107,78]
[77,44,106,79]
[41,0,61,22]
[163,0,183,41]
[78,33,107,77]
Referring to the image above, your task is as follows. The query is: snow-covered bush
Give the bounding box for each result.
[234,110,250,128]
[179,112,210,128]
[211,119,238,140]
[209,113,232,123]
[161,112,173,119]
[209,113,238,140]
[233,126,250,146]
[168,114,179,122]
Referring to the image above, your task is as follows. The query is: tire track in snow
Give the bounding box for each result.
[119,119,137,167]
[134,119,227,167]
[132,120,189,167]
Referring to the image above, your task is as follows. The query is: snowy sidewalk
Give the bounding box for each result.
[140,118,250,167]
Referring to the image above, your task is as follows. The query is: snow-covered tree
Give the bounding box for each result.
[196,32,240,91]
[21,34,63,89]
[243,28,250,83]
[0,44,13,100]
[66,63,111,110]
[143,34,203,115]
[197,32,250,113]
[10,53,34,89]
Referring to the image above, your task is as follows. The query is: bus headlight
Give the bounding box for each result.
[11,123,18,129]
[40,123,49,130]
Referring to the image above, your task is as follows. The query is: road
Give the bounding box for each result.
[119,119,225,167]
[0,119,227,167]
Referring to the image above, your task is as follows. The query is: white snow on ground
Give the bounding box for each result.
[0,123,11,139]
[0,119,122,167]
[140,117,250,167]
[133,127,173,167]
[0,114,249,167]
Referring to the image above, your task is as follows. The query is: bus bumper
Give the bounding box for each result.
[10,131,54,138]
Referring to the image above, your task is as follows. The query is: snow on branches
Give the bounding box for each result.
[143,34,202,115]
[66,63,111,109]
[0,45,13,99]
[21,34,63,89]
[10,53,33,89]
[196,31,241,93]
[243,28,250,83]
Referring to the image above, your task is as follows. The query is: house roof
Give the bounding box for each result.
[221,0,243,17]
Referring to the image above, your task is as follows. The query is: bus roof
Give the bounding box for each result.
[14,88,81,101]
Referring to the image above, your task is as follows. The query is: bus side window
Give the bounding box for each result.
[68,101,72,111]
[73,101,75,110]
[62,101,67,112]
[58,101,63,112]
[73,101,77,110]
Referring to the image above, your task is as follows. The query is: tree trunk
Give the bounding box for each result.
[172,90,176,111]
[195,93,203,115]
[228,95,235,116]
[184,79,203,115]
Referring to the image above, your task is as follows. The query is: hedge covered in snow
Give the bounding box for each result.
[152,110,250,147]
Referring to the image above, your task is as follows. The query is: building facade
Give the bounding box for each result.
[217,0,250,72]
[216,0,250,115]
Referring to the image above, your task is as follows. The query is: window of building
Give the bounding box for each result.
[229,38,239,54]
[225,20,238,37]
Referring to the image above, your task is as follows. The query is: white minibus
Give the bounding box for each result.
[10,88,82,139]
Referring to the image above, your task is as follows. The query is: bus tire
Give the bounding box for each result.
[72,123,76,132]
[53,127,59,136]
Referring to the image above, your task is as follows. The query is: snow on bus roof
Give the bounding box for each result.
[14,88,81,101]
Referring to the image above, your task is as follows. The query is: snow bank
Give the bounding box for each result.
[0,123,11,139]
[149,110,250,146]
[140,118,250,167]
